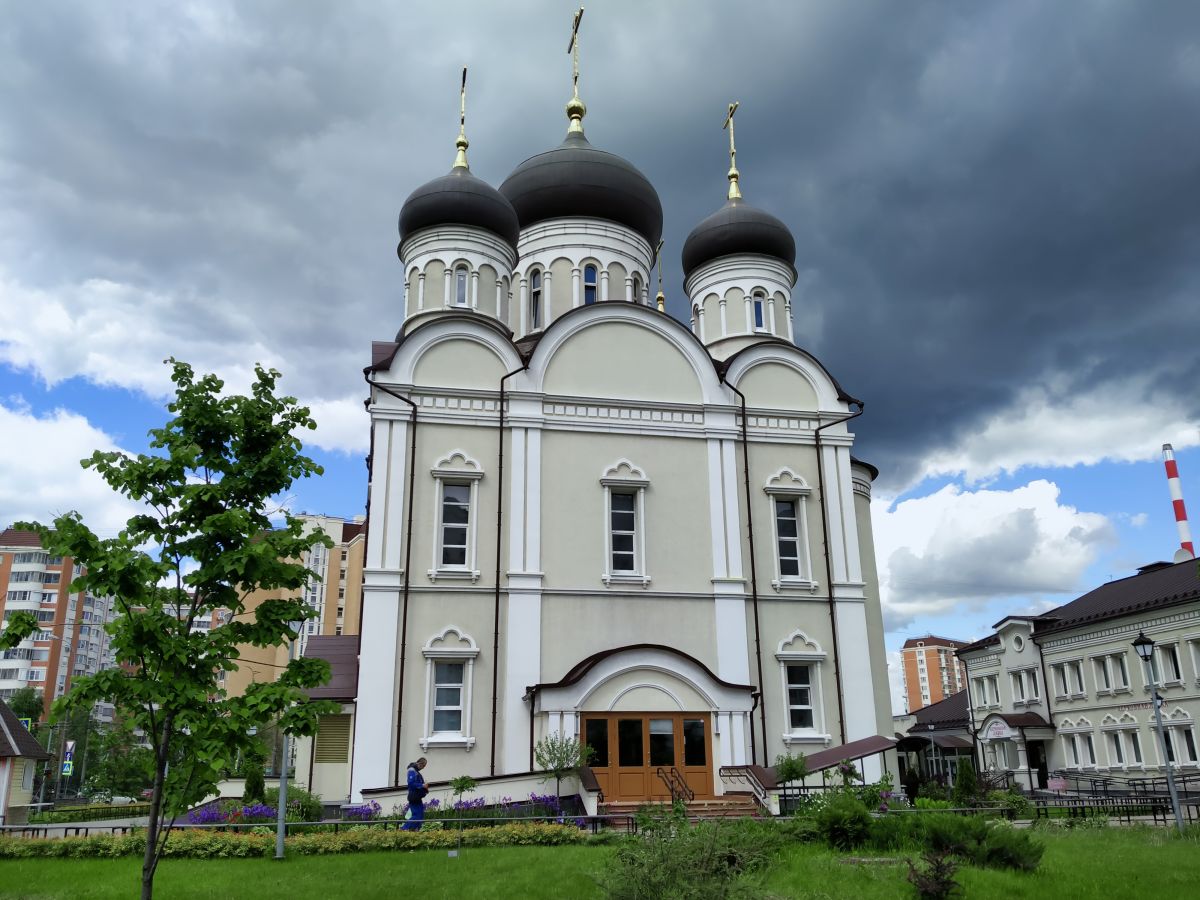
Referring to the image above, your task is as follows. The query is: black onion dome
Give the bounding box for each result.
[681,199,796,280]
[499,132,663,248]
[399,167,520,252]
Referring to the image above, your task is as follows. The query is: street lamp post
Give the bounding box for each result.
[275,629,297,860]
[1132,632,1184,832]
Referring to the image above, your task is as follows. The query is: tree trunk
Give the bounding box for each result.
[141,718,173,900]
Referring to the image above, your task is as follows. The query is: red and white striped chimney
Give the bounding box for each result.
[1163,443,1195,559]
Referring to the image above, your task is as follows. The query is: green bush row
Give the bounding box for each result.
[805,796,1044,872]
[0,822,587,859]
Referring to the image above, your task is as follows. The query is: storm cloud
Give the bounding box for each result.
[2,1,1198,485]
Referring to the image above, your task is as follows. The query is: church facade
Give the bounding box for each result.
[349,63,891,803]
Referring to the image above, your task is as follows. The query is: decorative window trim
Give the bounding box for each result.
[453,265,470,307]
[776,630,829,746]
[429,451,484,582]
[420,626,480,751]
[763,468,817,593]
[600,460,650,587]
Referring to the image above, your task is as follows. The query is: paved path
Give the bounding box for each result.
[4,815,149,838]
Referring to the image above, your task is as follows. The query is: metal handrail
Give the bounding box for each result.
[719,765,770,809]
[655,767,694,803]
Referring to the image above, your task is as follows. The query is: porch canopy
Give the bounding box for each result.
[896,733,973,752]
[797,734,897,774]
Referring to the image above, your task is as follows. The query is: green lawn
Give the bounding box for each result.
[1,827,1196,899]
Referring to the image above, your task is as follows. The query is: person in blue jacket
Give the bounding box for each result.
[402,757,429,830]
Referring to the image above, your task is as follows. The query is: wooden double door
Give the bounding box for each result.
[582,712,713,802]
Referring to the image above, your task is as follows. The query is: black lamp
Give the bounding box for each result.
[1132,631,1155,663]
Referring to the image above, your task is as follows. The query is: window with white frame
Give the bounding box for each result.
[428,451,484,582]
[632,273,643,304]
[763,468,815,591]
[1060,719,1096,768]
[1052,660,1085,698]
[529,269,542,327]
[776,630,827,744]
[1189,639,1200,685]
[1011,668,1039,705]
[1113,652,1131,691]
[1163,710,1199,766]
[454,265,469,306]
[1160,644,1183,684]
[599,460,650,586]
[420,626,480,750]
[1093,656,1112,693]
[752,291,766,330]
[584,264,597,304]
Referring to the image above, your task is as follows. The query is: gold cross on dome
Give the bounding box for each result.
[568,7,585,97]
[723,101,742,200]
[453,66,470,169]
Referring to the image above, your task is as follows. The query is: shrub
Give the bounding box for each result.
[242,742,266,805]
[987,790,1031,819]
[264,785,323,822]
[922,814,1043,872]
[951,761,977,809]
[599,806,782,899]
[868,813,921,851]
[918,780,950,802]
[815,795,871,851]
[915,797,953,810]
[907,848,961,899]
[777,816,821,844]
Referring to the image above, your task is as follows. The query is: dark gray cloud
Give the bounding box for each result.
[2,1,1199,479]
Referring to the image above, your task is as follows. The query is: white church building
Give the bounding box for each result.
[348,52,892,806]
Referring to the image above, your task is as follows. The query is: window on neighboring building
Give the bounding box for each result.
[584,264,597,304]
[1161,644,1183,683]
[1094,657,1111,693]
[1130,729,1143,764]
[1114,653,1131,690]
[454,265,469,306]
[1109,732,1125,765]
[774,499,803,577]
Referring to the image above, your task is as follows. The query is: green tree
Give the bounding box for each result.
[7,686,44,724]
[952,759,978,808]
[83,722,154,798]
[775,751,808,811]
[242,739,266,803]
[0,359,335,900]
[534,734,594,798]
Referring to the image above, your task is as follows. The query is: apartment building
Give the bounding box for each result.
[0,529,115,722]
[901,635,969,713]
[223,514,365,700]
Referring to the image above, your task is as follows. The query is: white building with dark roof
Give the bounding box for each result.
[347,32,892,808]
[959,559,1200,791]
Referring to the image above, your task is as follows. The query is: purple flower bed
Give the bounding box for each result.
[343,800,382,821]
[186,800,278,825]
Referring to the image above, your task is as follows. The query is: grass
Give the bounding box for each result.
[1,825,1197,899]
[0,845,609,900]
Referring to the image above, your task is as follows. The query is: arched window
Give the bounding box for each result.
[529,270,542,327]
[752,291,766,330]
[454,266,469,306]
[584,264,597,304]
[632,274,643,304]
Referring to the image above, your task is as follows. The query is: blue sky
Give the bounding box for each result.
[2,2,1199,714]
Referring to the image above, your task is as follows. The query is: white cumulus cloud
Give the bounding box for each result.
[0,402,141,536]
[873,479,1115,631]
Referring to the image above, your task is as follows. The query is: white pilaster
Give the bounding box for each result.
[719,297,728,337]
[350,587,402,800]
[571,267,581,307]
[470,270,480,309]
[542,270,553,324]
[624,277,633,303]
[443,267,453,308]
[600,270,610,302]
[518,277,528,338]
[768,297,777,333]
[698,305,706,343]
[417,272,426,310]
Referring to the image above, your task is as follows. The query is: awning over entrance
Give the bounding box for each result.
[895,733,973,753]
[797,735,897,773]
[930,734,973,750]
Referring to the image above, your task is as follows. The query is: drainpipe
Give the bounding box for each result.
[724,382,769,766]
[814,401,864,746]
[748,690,760,767]
[364,374,419,787]
[961,654,981,770]
[491,364,529,776]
